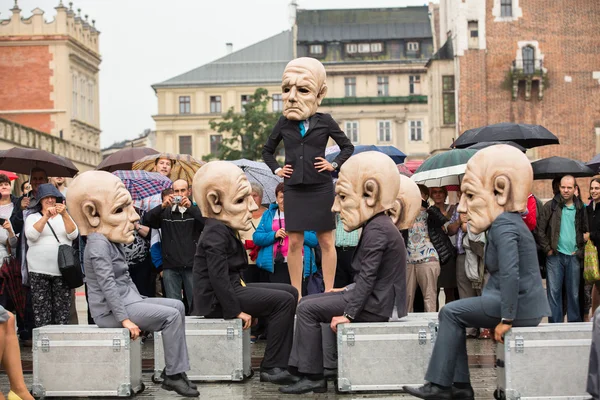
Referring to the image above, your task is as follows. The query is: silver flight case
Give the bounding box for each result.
[337,319,438,392]
[32,325,143,398]
[495,322,592,400]
[153,317,252,382]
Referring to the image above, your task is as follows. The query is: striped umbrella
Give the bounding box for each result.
[132,153,205,185]
[411,149,477,187]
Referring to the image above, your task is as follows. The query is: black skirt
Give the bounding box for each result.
[284,182,336,232]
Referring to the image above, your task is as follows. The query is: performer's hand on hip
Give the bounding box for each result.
[314,157,334,172]
[493,322,511,343]
[122,319,141,340]
[277,165,293,178]
[330,315,350,334]
[237,312,253,330]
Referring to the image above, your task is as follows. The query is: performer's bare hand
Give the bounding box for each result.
[493,322,511,343]
[122,319,141,340]
[330,315,350,334]
[237,312,252,330]
[326,287,346,293]
[314,157,334,172]
[277,165,293,179]
[275,228,287,240]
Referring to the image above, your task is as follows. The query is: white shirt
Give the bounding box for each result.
[25,213,79,276]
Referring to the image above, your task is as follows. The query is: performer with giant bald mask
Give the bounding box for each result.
[404,145,550,400]
[67,171,199,398]
[279,152,407,395]
[262,57,354,299]
[191,161,299,386]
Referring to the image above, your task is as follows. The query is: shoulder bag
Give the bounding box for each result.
[46,217,83,289]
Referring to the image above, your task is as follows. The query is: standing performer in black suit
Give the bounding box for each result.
[263,57,354,298]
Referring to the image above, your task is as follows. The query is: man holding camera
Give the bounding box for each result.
[143,179,205,312]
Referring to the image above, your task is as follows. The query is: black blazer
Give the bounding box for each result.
[192,218,248,319]
[262,113,354,186]
[343,213,407,321]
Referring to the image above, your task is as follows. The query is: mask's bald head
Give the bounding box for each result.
[282,57,328,120]
[390,175,422,230]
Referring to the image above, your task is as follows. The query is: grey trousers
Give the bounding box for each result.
[94,297,190,375]
[587,307,600,399]
[425,296,542,387]
[289,292,386,375]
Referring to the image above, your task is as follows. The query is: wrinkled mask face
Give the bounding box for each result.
[96,184,140,244]
[458,169,502,234]
[332,173,373,232]
[218,174,259,231]
[282,65,322,121]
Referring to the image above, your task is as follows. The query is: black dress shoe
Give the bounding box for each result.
[402,382,452,399]
[324,368,337,381]
[452,384,475,400]
[279,377,327,394]
[260,367,300,385]
[161,374,200,397]
[161,371,198,390]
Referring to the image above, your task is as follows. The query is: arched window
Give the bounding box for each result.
[522,46,535,75]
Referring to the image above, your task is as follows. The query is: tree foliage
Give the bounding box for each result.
[204,88,281,161]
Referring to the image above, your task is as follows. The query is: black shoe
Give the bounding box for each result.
[402,382,452,399]
[279,377,327,394]
[323,368,337,381]
[161,374,200,397]
[260,368,300,385]
[162,370,197,390]
[452,384,475,400]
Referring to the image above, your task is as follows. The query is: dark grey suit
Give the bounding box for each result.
[425,212,550,386]
[288,213,407,375]
[84,233,190,376]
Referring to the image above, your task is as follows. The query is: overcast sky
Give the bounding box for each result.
[10,0,430,148]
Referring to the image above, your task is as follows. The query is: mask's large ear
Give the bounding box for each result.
[316,83,328,105]
[494,175,511,207]
[206,190,222,215]
[82,200,100,230]
[389,199,402,227]
[363,179,380,208]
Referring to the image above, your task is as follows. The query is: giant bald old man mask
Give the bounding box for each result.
[193,161,258,231]
[458,144,533,234]
[281,57,328,121]
[390,175,422,230]
[332,151,400,232]
[67,171,139,244]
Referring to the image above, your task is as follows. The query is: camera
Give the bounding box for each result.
[173,195,182,204]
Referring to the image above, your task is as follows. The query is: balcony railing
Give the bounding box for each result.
[321,95,427,107]
[511,58,544,77]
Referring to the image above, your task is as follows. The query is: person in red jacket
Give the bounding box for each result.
[522,193,537,231]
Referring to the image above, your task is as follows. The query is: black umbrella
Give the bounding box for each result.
[97,147,159,172]
[532,156,596,180]
[586,154,600,172]
[0,147,79,177]
[453,123,559,149]
[466,141,527,152]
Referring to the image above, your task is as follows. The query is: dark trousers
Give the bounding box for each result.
[129,258,155,298]
[425,296,542,386]
[334,246,356,288]
[289,291,387,375]
[207,282,297,370]
[242,265,270,336]
[270,262,291,285]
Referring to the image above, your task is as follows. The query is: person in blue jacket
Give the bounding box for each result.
[254,183,318,289]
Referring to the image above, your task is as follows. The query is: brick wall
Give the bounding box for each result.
[457,0,600,198]
[0,45,54,133]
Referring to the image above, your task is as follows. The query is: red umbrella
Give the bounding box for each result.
[0,170,18,181]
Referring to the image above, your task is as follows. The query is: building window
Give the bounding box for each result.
[179,96,191,114]
[409,120,423,141]
[468,21,479,49]
[358,43,371,53]
[522,45,535,75]
[377,76,389,96]
[210,134,222,155]
[409,75,421,95]
[272,94,283,112]
[377,120,392,143]
[346,43,358,54]
[344,77,356,97]
[442,76,456,125]
[241,95,250,112]
[501,0,512,17]
[407,42,420,52]
[309,44,323,55]
[179,135,192,155]
[72,75,78,118]
[210,96,222,113]
[80,78,86,120]
[88,83,94,123]
[344,121,359,144]
[371,43,383,53]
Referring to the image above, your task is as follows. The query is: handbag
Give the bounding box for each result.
[584,240,600,284]
[46,219,83,289]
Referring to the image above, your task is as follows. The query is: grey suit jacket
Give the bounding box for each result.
[84,233,144,321]
[343,213,407,320]
[483,212,550,320]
